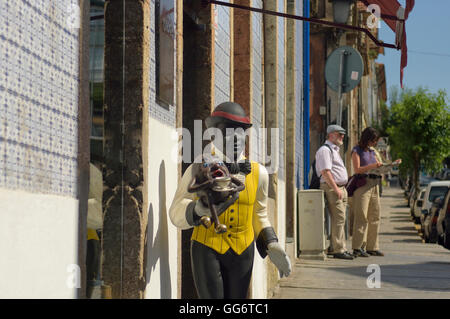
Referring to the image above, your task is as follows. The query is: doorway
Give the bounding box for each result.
[181,1,214,298]
[86,0,105,299]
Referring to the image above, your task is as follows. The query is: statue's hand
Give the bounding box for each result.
[267,242,292,278]
[195,192,240,218]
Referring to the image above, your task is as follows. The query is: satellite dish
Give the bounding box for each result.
[325,46,364,93]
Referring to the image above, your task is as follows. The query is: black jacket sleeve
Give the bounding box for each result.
[255,226,278,258]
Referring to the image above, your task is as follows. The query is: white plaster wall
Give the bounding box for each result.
[0,188,78,298]
[250,180,286,299]
[251,252,268,299]
[144,119,179,299]
[277,179,286,249]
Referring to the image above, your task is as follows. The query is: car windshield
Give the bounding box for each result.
[429,186,449,202]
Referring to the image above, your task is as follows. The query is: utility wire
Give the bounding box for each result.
[408,49,450,58]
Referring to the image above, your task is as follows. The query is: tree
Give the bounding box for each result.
[387,88,450,195]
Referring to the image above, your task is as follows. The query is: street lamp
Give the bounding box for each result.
[332,0,356,24]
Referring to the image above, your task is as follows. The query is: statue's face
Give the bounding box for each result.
[214,122,246,161]
[197,161,230,183]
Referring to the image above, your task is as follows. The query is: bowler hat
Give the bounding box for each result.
[205,102,252,129]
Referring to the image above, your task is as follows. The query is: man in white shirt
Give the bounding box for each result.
[315,125,353,260]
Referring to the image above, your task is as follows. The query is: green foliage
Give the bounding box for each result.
[386,87,450,184]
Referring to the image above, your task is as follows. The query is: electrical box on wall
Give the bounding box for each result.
[297,190,326,260]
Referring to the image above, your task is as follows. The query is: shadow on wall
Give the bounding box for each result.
[144,160,172,298]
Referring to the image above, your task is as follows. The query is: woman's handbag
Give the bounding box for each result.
[346,174,367,197]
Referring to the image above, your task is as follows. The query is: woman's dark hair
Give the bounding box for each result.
[358,127,379,150]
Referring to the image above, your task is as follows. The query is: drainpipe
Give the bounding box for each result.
[303,0,310,189]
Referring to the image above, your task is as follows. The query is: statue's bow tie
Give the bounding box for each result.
[225,160,252,175]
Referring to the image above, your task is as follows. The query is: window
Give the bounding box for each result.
[86,0,105,299]
[155,0,175,108]
[429,186,449,202]
[89,2,105,159]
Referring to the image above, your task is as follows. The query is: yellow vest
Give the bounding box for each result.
[87,228,99,241]
[191,161,259,255]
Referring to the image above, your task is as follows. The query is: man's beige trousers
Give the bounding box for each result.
[351,178,381,251]
[321,183,348,254]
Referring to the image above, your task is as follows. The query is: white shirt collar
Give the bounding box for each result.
[325,140,340,151]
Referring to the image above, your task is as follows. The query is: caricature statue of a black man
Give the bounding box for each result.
[169,102,291,299]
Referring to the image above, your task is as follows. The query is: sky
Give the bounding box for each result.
[376,0,450,102]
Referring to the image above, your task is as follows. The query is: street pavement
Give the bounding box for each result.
[272,182,450,299]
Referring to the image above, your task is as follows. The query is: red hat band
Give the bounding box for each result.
[210,111,251,125]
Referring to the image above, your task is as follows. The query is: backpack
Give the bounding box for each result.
[309,144,333,189]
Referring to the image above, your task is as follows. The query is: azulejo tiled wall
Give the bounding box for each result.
[277,0,286,180]
[250,0,264,165]
[0,0,80,197]
[214,1,231,106]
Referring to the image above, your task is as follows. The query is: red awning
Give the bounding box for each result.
[360,0,415,88]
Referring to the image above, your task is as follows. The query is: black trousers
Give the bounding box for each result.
[86,238,100,298]
[190,240,254,299]
[86,239,100,281]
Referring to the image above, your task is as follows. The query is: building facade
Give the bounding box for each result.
[0,0,307,299]
[309,0,387,175]
[0,0,89,298]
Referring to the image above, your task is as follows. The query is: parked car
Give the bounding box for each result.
[437,168,450,180]
[412,188,426,224]
[422,181,450,212]
[437,189,450,250]
[423,196,444,243]
[391,165,399,176]
[408,185,421,208]
[432,167,449,180]
[407,176,437,207]
[420,181,450,238]
[404,175,412,197]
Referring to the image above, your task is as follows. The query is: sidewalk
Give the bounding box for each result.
[272,183,450,299]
